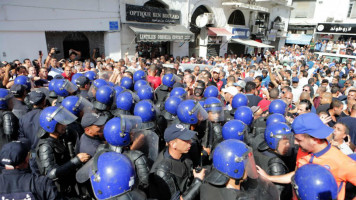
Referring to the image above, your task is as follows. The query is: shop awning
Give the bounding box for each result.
[286,34,313,45]
[231,39,274,48]
[129,24,194,42]
[208,27,233,36]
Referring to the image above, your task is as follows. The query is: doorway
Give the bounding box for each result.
[63,32,90,60]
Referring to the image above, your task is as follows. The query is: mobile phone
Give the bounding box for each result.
[39,50,42,55]
[344,136,349,143]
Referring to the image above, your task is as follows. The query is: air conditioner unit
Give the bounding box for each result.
[203,13,214,25]
[326,17,334,22]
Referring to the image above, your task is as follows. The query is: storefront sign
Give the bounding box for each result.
[231,28,250,39]
[126,4,181,24]
[268,29,277,41]
[316,23,356,34]
[137,33,192,42]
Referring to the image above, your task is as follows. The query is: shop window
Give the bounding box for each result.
[143,0,168,9]
[136,42,170,59]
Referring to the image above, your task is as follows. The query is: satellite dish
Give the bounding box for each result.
[196,14,208,28]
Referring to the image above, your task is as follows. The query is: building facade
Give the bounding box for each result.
[0,0,292,62]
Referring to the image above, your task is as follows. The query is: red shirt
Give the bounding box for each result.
[62,72,73,81]
[147,75,161,90]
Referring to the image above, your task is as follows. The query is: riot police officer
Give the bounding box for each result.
[112,91,138,116]
[133,70,146,82]
[221,119,247,141]
[203,85,219,98]
[269,99,287,115]
[134,100,158,132]
[100,115,153,190]
[120,76,133,90]
[137,84,154,101]
[154,73,179,110]
[253,122,293,199]
[88,78,108,102]
[161,96,182,127]
[84,71,97,82]
[149,124,206,200]
[200,139,279,200]
[36,106,90,196]
[202,97,225,155]
[169,87,187,99]
[53,79,78,105]
[0,140,61,199]
[225,93,248,122]
[75,76,91,100]
[134,80,148,92]
[19,90,47,150]
[0,88,19,149]
[93,85,114,119]
[88,151,148,200]
[291,164,338,200]
[10,84,30,119]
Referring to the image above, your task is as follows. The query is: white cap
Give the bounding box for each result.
[222,86,238,96]
[212,68,220,73]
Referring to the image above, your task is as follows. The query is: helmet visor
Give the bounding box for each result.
[128,90,140,103]
[75,97,94,113]
[190,102,208,122]
[241,147,258,179]
[48,106,78,125]
[119,114,143,134]
[204,103,225,122]
[62,80,78,93]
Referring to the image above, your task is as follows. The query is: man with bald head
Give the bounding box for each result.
[314,86,327,109]
[317,92,333,114]
[283,91,294,110]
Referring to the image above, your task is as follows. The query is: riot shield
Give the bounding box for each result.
[130,129,159,162]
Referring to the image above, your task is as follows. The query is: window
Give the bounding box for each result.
[348,2,354,18]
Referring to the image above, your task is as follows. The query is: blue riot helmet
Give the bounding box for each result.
[94,85,114,111]
[14,75,31,91]
[266,113,286,127]
[292,164,337,200]
[137,84,154,100]
[177,99,208,124]
[90,151,136,200]
[53,79,78,97]
[48,79,58,98]
[115,91,139,114]
[61,96,93,116]
[133,70,146,82]
[163,96,182,120]
[170,87,187,98]
[71,73,84,85]
[231,93,248,109]
[204,97,224,122]
[269,99,287,115]
[204,85,219,98]
[134,100,157,124]
[85,71,97,81]
[120,77,133,90]
[39,106,78,133]
[134,80,148,92]
[222,120,246,141]
[93,79,108,90]
[264,122,293,154]
[0,88,11,109]
[103,115,142,147]
[113,86,125,97]
[212,139,258,180]
[162,73,180,88]
[107,81,115,87]
[234,106,253,125]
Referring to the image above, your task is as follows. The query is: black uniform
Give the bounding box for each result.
[200,182,250,200]
[149,149,202,200]
[97,144,150,190]
[18,108,42,149]
[11,98,30,119]
[0,110,19,149]
[253,147,291,200]
[224,109,235,122]
[154,85,170,111]
[36,136,82,195]
[0,169,61,200]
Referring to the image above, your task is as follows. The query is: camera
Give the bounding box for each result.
[9,62,18,69]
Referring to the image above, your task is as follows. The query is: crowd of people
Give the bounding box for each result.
[310,38,356,55]
[0,44,355,200]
